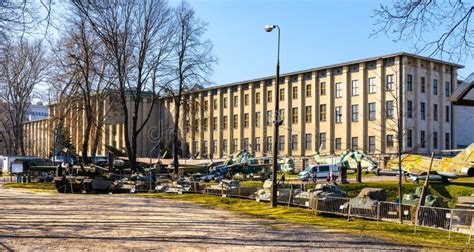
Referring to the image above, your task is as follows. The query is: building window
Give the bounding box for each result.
[368,103,376,120]
[445,81,450,97]
[223,116,228,130]
[421,77,426,93]
[305,106,312,123]
[279,136,285,151]
[351,80,359,96]
[407,100,413,118]
[292,107,298,124]
[433,79,438,95]
[233,115,238,129]
[319,133,326,150]
[232,138,238,152]
[267,90,272,103]
[352,137,358,149]
[279,88,285,101]
[244,94,249,106]
[320,82,326,95]
[242,138,249,150]
[213,117,217,131]
[194,140,199,154]
[407,129,413,148]
[420,102,425,120]
[279,109,285,124]
[335,138,342,150]
[335,82,342,98]
[420,130,426,148]
[320,104,327,121]
[256,92,260,104]
[306,84,312,97]
[368,77,376,94]
[213,99,217,110]
[223,97,228,108]
[266,136,272,152]
[369,136,376,153]
[386,100,394,119]
[292,86,298,99]
[433,104,438,121]
[433,131,438,149]
[335,106,342,123]
[203,118,208,131]
[407,74,413,91]
[244,113,249,127]
[223,139,227,153]
[255,137,261,152]
[266,110,272,126]
[255,112,260,127]
[203,141,208,155]
[305,134,312,150]
[233,96,238,107]
[204,100,209,111]
[291,135,298,150]
[445,106,450,122]
[445,133,450,149]
[352,104,359,122]
[386,74,394,90]
[213,140,217,153]
[386,135,394,148]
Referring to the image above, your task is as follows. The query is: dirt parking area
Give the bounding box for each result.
[0,187,416,251]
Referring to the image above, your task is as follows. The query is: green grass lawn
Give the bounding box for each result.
[3,182,56,192]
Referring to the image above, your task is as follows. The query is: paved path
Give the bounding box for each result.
[0,188,416,251]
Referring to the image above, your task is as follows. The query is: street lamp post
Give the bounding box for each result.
[265,24,280,208]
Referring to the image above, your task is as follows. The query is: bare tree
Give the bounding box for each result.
[72,0,174,171]
[373,1,474,62]
[0,39,48,155]
[166,1,216,175]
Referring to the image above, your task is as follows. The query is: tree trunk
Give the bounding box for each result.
[173,99,181,175]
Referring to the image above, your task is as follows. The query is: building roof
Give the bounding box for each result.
[449,80,474,106]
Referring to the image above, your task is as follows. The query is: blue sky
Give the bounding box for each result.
[182,0,473,86]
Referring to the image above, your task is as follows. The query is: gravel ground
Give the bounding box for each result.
[0,187,418,251]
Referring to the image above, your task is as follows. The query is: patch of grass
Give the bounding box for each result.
[139,192,473,249]
[239,180,264,187]
[3,182,56,191]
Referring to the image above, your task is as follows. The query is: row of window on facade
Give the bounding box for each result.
[185,100,449,133]
[196,74,450,112]
[192,130,449,156]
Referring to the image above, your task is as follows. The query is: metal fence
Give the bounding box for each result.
[180,183,474,243]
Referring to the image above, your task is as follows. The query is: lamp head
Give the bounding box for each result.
[264,24,275,32]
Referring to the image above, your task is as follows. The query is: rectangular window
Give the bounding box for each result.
[291,134,298,150]
[386,135,394,148]
[292,86,298,99]
[223,139,227,153]
[369,103,376,120]
[352,104,359,122]
[319,133,326,150]
[306,84,312,97]
[407,129,413,148]
[352,137,358,149]
[386,74,394,90]
[232,138,238,152]
[204,100,209,111]
[369,136,376,153]
[266,136,272,152]
[433,131,438,149]
[256,92,260,104]
[213,140,217,153]
[203,140,208,155]
[320,82,326,95]
[213,99,217,110]
[368,77,376,94]
[223,97,228,109]
[234,96,238,107]
[194,140,199,154]
[244,113,249,127]
[267,90,272,103]
[445,81,450,97]
[386,100,394,119]
[420,130,426,148]
[233,114,238,129]
[242,138,249,150]
[279,136,285,151]
[445,133,450,149]
[305,106,312,123]
[421,77,426,93]
[266,110,272,126]
[407,74,413,91]
[320,104,327,121]
[255,137,261,152]
[420,102,425,120]
[335,106,342,123]
[292,107,298,124]
[433,79,438,95]
[255,112,260,127]
[335,82,342,98]
[279,88,285,101]
[305,134,312,150]
[351,80,359,96]
[223,116,228,130]
[279,109,285,124]
[445,106,450,122]
[244,94,249,106]
[433,104,438,121]
[213,117,217,131]
[335,138,342,150]
[407,100,413,118]
[203,118,208,131]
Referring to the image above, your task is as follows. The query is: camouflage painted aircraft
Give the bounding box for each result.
[388,143,474,182]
